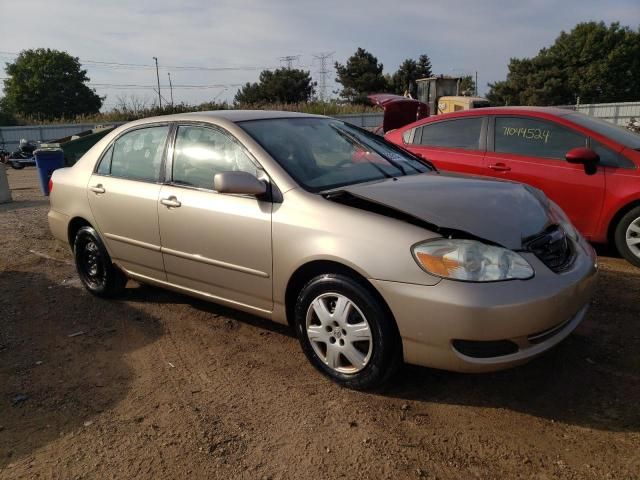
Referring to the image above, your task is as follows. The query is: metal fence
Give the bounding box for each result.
[1,102,636,152]
[0,122,125,152]
[0,113,385,152]
[559,101,640,126]
[334,113,384,128]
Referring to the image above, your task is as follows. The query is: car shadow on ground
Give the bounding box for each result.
[593,242,621,258]
[124,282,295,338]
[0,270,164,468]
[124,264,638,433]
[384,264,640,433]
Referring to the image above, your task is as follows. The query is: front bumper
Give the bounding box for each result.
[372,241,598,373]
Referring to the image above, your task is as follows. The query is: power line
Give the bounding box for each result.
[278,55,300,69]
[0,50,276,72]
[0,78,244,90]
[313,51,334,102]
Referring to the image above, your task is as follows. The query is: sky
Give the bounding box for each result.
[1,0,639,109]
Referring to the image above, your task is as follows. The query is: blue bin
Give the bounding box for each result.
[34,148,65,196]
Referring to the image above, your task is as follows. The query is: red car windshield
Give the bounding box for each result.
[567,112,640,150]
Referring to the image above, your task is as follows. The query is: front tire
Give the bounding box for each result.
[294,274,402,390]
[74,226,127,297]
[614,206,640,268]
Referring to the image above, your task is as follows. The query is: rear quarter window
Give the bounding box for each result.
[414,117,483,150]
[95,145,113,175]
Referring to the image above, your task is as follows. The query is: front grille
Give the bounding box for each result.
[525,225,574,273]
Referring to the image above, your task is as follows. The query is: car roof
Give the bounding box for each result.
[429,106,572,119]
[128,109,325,125]
[396,106,575,131]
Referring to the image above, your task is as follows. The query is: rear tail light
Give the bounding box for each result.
[48,178,53,194]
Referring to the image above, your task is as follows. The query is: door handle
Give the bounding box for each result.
[160,196,181,208]
[89,184,105,194]
[488,163,511,172]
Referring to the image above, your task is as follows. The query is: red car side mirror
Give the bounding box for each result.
[566,147,600,175]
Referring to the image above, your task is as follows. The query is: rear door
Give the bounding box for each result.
[87,124,170,280]
[485,115,605,238]
[404,116,487,176]
[157,124,273,312]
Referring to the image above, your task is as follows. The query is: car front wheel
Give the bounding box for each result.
[74,226,127,297]
[614,206,640,268]
[294,273,402,390]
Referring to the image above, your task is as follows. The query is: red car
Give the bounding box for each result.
[385,107,640,267]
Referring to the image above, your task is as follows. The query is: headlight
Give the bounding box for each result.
[412,239,534,282]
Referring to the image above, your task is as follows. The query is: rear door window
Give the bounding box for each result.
[109,126,169,182]
[414,117,483,150]
[494,117,586,160]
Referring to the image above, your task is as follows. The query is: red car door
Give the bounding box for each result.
[485,115,605,239]
[404,116,487,176]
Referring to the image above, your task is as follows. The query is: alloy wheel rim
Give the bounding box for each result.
[626,217,640,258]
[305,292,373,374]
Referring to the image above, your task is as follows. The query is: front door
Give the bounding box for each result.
[87,124,170,279]
[485,116,605,239]
[157,124,273,312]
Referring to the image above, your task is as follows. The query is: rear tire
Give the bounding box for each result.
[10,161,24,170]
[614,206,640,268]
[294,273,402,390]
[73,226,127,297]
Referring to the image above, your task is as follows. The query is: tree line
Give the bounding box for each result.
[234,49,475,105]
[487,22,640,106]
[1,21,638,125]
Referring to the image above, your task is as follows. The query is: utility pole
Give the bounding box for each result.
[153,56,162,108]
[278,55,300,69]
[313,51,334,102]
[475,71,478,97]
[167,72,174,107]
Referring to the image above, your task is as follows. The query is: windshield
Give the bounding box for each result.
[238,118,432,192]
[566,112,640,149]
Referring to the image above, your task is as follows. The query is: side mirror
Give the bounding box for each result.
[214,171,267,196]
[566,147,599,175]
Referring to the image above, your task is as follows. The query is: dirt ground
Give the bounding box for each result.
[0,166,638,480]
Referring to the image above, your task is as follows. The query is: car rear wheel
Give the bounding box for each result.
[294,274,402,390]
[614,206,640,268]
[74,226,127,297]
[10,161,24,170]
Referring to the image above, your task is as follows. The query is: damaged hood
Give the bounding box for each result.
[329,173,554,250]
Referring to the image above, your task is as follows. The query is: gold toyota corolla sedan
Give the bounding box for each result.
[48,111,598,389]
